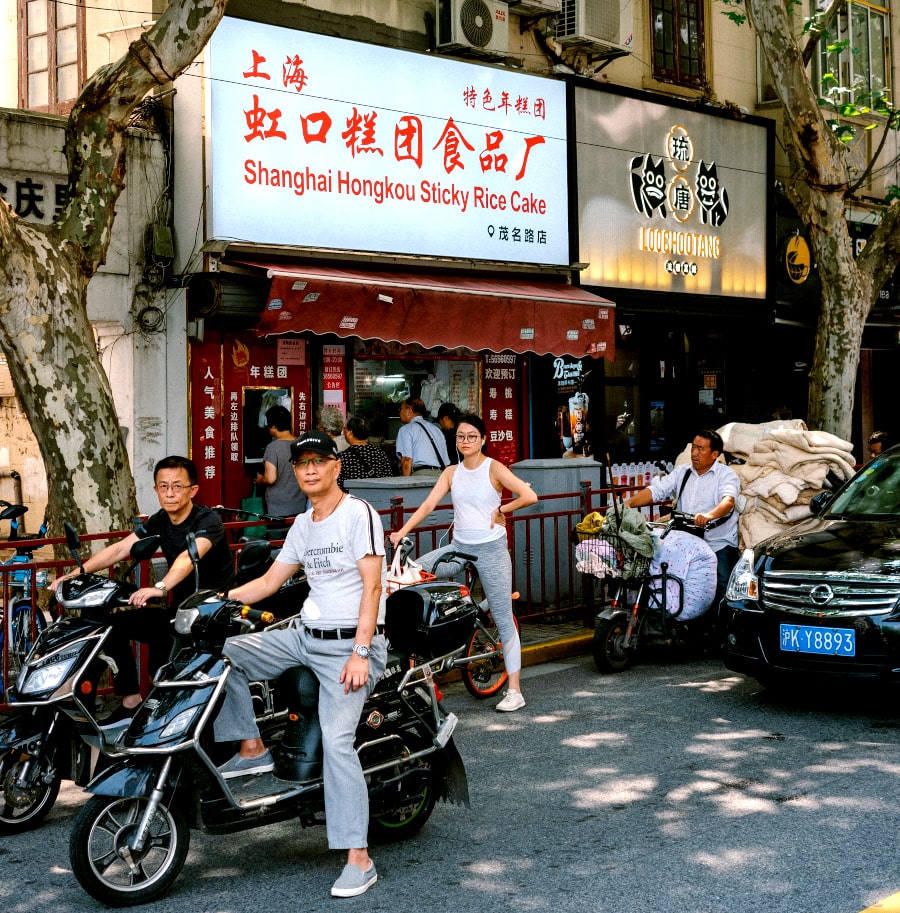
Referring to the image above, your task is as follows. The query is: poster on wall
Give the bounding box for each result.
[206,17,569,265]
[482,353,521,466]
[190,333,311,512]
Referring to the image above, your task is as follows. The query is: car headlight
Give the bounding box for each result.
[175,606,200,635]
[725,548,758,602]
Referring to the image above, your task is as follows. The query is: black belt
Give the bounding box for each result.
[412,464,439,470]
[305,625,384,640]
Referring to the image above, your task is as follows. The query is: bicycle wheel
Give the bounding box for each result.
[8,600,45,679]
[461,611,520,699]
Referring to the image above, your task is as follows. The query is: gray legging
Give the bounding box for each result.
[418,536,521,675]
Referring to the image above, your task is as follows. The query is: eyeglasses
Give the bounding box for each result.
[293,457,337,468]
[455,433,482,443]
[155,483,193,493]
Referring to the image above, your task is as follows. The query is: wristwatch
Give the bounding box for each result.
[352,643,370,659]
[154,580,168,596]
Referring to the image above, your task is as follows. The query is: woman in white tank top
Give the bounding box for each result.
[389,414,537,711]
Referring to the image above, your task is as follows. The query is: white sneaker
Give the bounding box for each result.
[496,689,525,712]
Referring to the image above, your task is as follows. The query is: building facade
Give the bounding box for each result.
[1,1,898,513]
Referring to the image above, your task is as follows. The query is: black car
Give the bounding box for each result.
[722,446,900,687]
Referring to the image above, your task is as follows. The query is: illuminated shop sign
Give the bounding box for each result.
[575,88,769,298]
[206,17,569,265]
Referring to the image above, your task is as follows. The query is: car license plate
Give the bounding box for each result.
[779,624,855,656]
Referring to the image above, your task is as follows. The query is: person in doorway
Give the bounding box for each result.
[337,415,395,491]
[389,413,537,712]
[213,429,387,898]
[625,430,739,610]
[437,402,461,465]
[255,404,307,525]
[868,431,889,461]
[49,456,234,727]
[395,397,450,476]
[318,406,349,453]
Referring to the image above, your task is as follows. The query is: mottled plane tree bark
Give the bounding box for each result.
[745,0,900,438]
[0,1,226,534]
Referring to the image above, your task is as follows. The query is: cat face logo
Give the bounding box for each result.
[785,235,811,284]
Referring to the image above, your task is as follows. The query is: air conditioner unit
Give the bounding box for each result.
[507,0,561,16]
[436,0,510,56]
[555,0,634,54]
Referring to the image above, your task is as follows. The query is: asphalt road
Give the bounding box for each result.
[3,654,900,913]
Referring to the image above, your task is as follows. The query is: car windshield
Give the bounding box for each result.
[827,453,900,519]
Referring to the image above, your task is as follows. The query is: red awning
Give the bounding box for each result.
[245,262,615,360]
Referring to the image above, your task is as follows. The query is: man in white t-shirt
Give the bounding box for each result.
[213,429,387,899]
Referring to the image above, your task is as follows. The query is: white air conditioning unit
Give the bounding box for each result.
[555,0,634,54]
[436,0,510,56]
[507,0,562,16]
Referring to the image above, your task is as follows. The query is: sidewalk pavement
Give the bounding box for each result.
[520,617,594,668]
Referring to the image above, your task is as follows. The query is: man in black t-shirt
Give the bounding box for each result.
[50,455,234,726]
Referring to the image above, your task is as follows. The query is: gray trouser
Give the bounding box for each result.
[213,626,387,849]
[419,536,521,674]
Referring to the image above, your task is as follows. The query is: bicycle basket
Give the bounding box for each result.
[596,530,652,581]
[385,582,476,658]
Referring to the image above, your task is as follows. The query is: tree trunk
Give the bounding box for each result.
[0,0,226,536]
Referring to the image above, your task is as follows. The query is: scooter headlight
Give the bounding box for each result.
[18,649,81,694]
[725,548,759,602]
[159,706,202,740]
[174,606,200,635]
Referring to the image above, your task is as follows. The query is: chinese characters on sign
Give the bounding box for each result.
[482,353,520,466]
[0,171,69,225]
[208,18,569,264]
[630,124,730,279]
[322,344,346,415]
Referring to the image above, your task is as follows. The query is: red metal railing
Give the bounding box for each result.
[0,483,666,705]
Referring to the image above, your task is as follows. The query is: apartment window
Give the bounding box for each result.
[18,0,86,113]
[818,1,890,105]
[650,0,706,89]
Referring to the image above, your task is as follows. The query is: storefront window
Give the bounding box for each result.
[352,357,480,442]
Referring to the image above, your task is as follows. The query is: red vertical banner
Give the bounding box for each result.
[189,332,311,513]
[189,336,225,508]
[482,353,521,466]
[322,344,347,416]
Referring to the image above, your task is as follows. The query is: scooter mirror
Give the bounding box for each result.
[130,535,161,563]
[64,521,84,572]
[186,531,204,594]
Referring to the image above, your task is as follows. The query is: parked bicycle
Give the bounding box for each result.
[392,539,520,698]
[0,504,49,697]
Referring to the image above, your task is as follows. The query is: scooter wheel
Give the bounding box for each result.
[70,794,189,906]
[593,615,634,674]
[369,758,438,843]
[0,755,60,834]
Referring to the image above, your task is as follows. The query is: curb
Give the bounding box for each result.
[522,630,594,668]
[438,629,594,684]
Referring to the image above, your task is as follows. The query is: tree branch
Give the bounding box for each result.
[57,0,226,276]
[801,0,845,68]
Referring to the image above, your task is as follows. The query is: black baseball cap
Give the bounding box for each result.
[291,430,339,462]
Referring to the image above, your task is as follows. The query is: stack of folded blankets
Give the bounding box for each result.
[717,420,857,548]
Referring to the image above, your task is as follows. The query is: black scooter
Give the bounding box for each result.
[0,524,162,833]
[68,535,472,907]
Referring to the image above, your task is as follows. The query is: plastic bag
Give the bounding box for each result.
[386,548,435,594]
[241,484,267,539]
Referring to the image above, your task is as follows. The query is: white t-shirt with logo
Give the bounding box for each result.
[277,494,387,627]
